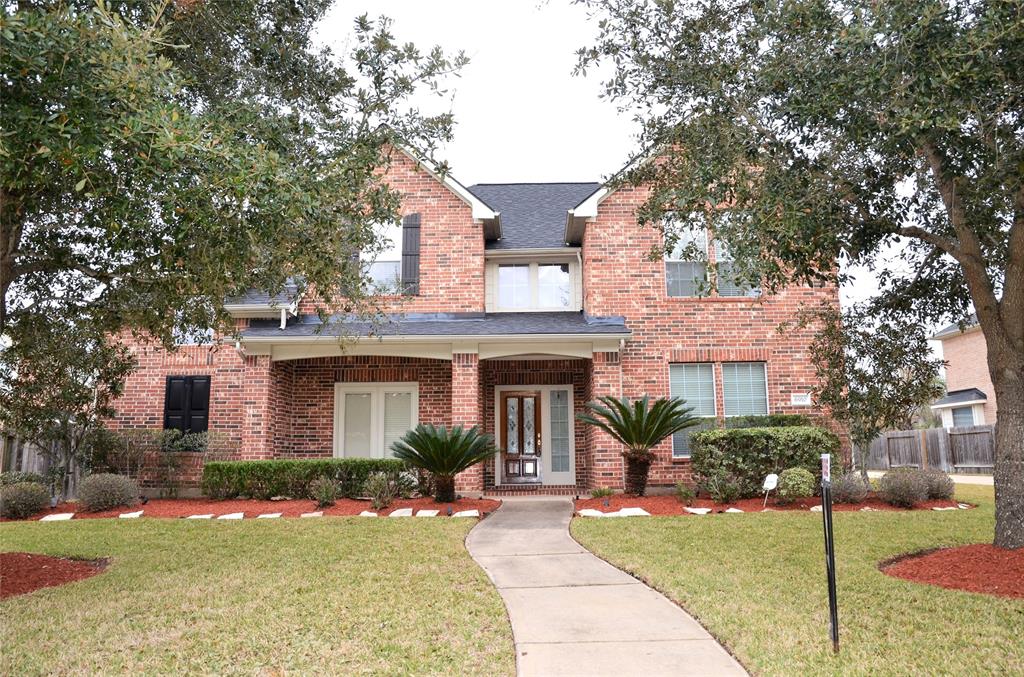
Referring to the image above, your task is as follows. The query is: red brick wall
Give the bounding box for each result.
[480,359,590,488]
[941,329,998,423]
[298,148,486,316]
[582,183,843,487]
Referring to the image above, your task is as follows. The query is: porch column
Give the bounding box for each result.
[452,352,484,494]
[587,351,624,490]
[240,354,276,460]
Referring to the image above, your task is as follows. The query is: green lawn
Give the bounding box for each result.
[572,485,1023,676]
[1,518,515,675]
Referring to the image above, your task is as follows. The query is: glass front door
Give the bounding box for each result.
[501,391,541,483]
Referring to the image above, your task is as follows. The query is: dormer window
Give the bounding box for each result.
[488,259,580,312]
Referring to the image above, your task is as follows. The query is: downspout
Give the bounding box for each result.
[280,307,287,330]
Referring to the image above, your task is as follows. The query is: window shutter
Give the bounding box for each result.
[164,377,189,432]
[401,213,421,295]
[188,376,211,433]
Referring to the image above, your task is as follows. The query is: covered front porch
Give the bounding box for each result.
[237,313,631,495]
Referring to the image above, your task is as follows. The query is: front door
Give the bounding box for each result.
[500,391,541,483]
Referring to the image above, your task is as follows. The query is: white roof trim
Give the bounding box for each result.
[570,186,611,220]
[395,145,498,222]
[240,331,631,346]
[930,399,986,410]
[224,298,300,319]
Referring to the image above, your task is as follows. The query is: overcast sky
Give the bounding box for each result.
[315,1,941,349]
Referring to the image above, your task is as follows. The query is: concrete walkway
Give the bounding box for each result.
[466,497,747,676]
[867,470,994,485]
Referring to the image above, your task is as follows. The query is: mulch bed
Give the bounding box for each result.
[10,496,500,521]
[0,552,108,599]
[881,544,1024,599]
[575,493,966,515]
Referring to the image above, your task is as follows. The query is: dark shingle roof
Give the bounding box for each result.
[468,183,601,250]
[932,388,987,407]
[242,312,629,339]
[933,313,979,339]
[224,279,300,307]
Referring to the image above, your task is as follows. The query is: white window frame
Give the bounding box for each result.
[360,220,403,293]
[333,382,419,458]
[664,218,710,298]
[950,405,976,428]
[669,363,718,458]
[721,362,771,418]
[489,259,580,312]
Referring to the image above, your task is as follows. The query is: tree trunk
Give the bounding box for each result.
[993,369,1024,549]
[624,457,652,496]
[434,475,456,503]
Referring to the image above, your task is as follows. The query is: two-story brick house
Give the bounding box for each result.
[110,146,840,494]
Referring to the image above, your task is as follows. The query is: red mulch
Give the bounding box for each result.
[575,493,966,515]
[0,552,107,599]
[882,544,1024,599]
[8,497,500,521]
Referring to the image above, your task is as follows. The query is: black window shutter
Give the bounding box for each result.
[164,377,189,432]
[401,213,421,295]
[188,376,210,433]
[164,375,211,434]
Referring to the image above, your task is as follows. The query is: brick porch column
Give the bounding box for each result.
[451,352,484,494]
[240,354,275,460]
[587,351,624,490]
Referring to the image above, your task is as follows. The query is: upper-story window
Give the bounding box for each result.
[362,220,403,293]
[665,224,708,297]
[489,260,578,312]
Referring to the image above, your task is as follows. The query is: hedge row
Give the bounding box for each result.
[722,414,811,429]
[690,426,840,499]
[202,458,409,500]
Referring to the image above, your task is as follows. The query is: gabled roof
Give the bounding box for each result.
[931,387,987,408]
[932,313,979,339]
[468,183,600,250]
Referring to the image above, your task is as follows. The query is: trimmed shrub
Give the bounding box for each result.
[777,467,816,504]
[201,458,408,500]
[723,414,811,429]
[674,482,696,505]
[0,471,46,487]
[878,468,928,508]
[922,468,955,500]
[832,472,870,503]
[308,477,338,508]
[364,472,398,510]
[0,482,50,519]
[591,487,615,499]
[78,473,139,512]
[691,426,840,499]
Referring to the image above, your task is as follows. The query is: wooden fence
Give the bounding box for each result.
[863,425,995,474]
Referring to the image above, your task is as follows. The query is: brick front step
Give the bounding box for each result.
[484,485,581,497]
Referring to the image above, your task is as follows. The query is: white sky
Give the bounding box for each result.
[317,1,939,348]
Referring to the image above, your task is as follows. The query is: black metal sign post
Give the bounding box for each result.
[821,453,839,654]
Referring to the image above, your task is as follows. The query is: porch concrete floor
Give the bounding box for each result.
[466,498,747,676]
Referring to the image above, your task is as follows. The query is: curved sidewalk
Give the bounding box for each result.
[466,497,747,676]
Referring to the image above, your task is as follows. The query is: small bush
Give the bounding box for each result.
[922,468,955,500]
[364,472,398,510]
[160,429,209,453]
[202,458,409,500]
[78,473,139,512]
[703,471,743,504]
[691,426,840,499]
[0,471,46,487]
[879,468,928,508]
[590,487,615,499]
[0,482,50,519]
[674,482,696,505]
[777,467,816,504]
[832,472,870,503]
[308,477,338,508]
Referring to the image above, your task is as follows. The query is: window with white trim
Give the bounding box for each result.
[951,406,975,428]
[334,383,418,458]
[665,225,709,298]
[713,240,759,297]
[496,262,573,310]
[670,363,717,457]
[722,363,768,416]
[361,220,403,292]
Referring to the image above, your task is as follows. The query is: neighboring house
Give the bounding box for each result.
[931,314,997,428]
[108,146,840,494]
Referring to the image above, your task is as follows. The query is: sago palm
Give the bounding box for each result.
[577,395,701,496]
[390,424,496,502]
